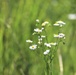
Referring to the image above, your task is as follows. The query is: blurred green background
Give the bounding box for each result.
[0,0,76,75]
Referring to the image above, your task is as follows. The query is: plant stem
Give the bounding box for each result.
[44,28,48,43]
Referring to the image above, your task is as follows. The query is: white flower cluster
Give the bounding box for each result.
[54,21,66,27]
[26,20,66,56]
[34,28,42,33]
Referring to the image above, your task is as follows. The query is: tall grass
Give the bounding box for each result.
[0,0,76,75]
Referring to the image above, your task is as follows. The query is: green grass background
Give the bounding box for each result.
[0,0,76,75]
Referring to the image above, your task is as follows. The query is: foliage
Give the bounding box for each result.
[0,0,76,75]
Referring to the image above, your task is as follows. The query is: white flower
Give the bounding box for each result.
[29,44,37,50]
[38,39,42,44]
[44,43,51,48]
[41,35,46,38]
[53,23,59,26]
[41,27,44,30]
[38,36,42,44]
[50,42,57,46]
[54,33,65,38]
[38,41,42,44]
[54,21,66,27]
[43,50,50,55]
[42,21,49,26]
[38,38,42,41]
[58,33,65,38]
[34,28,42,33]
[56,21,65,25]
[36,19,39,22]
[26,40,33,43]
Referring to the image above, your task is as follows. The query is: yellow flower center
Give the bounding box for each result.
[32,46,35,48]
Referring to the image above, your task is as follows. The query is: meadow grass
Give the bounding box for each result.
[0,0,76,75]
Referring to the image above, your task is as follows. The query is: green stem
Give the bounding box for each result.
[44,28,48,43]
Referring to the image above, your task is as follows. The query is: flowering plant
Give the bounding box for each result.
[26,19,66,75]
